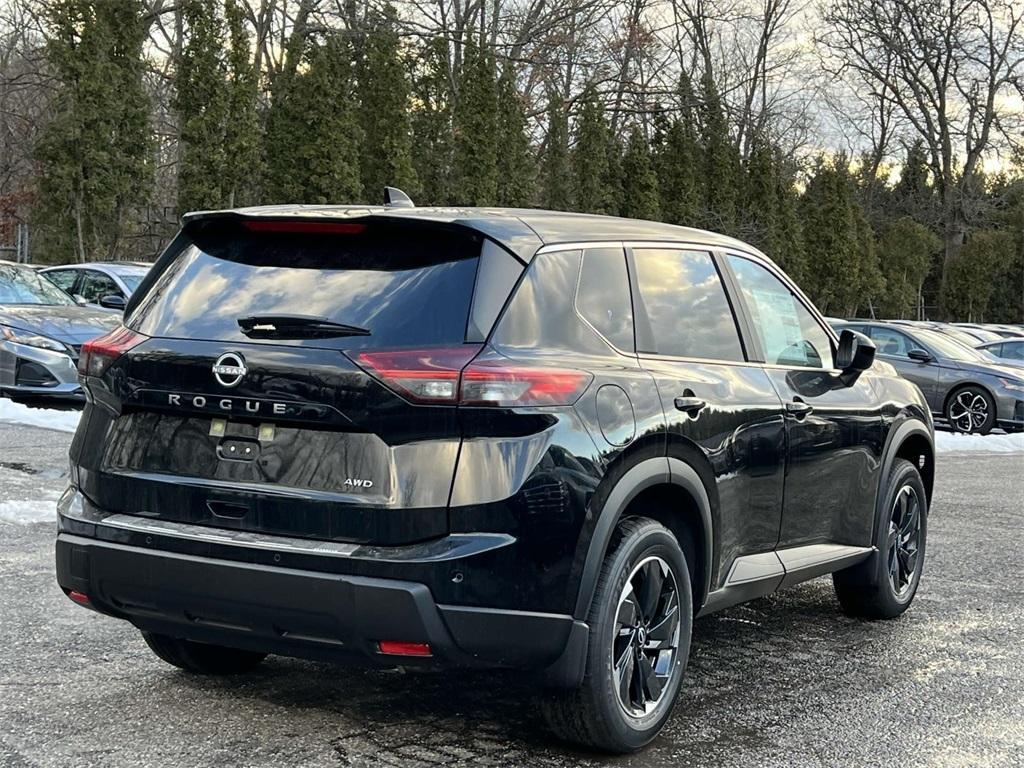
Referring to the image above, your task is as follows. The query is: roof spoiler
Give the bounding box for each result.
[384,187,415,208]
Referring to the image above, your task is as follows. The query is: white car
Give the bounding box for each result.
[41,262,150,312]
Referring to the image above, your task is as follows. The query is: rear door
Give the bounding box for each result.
[628,246,787,591]
[75,218,508,546]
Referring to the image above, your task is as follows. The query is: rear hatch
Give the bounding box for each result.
[74,217,487,545]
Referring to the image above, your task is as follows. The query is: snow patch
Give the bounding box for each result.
[935,431,1024,454]
[0,496,59,525]
[0,399,81,433]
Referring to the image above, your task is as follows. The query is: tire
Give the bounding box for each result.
[945,385,996,435]
[541,517,693,753]
[142,632,267,675]
[833,458,927,619]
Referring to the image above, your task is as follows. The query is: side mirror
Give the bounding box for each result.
[98,294,127,310]
[836,329,875,373]
[907,348,932,363]
[73,294,88,306]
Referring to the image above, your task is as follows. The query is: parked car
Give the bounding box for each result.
[41,262,150,312]
[976,338,1024,368]
[56,201,936,753]
[835,321,1024,434]
[952,322,1024,339]
[887,320,998,348]
[0,260,121,399]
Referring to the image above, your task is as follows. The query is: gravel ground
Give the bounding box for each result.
[1,421,1022,767]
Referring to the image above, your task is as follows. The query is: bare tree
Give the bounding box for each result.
[820,0,1024,288]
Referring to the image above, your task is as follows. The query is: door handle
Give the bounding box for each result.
[674,396,707,415]
[785,399,814,419]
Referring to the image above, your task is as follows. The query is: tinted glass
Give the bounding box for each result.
[633,248,743,361]
[576,247,634,351]
[1002,341,1024,361]
[0,264,75,305]
[870,326,916,357]
[727,255,832,368]
[45,270,77,292]
[914,328,987,362]
[109,267,148,293]
[493,250,614,355]
[130,226,481,350]
[79,271,121,302]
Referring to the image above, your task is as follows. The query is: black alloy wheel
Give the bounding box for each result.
[887,485,922,598]
[612,555,681,717]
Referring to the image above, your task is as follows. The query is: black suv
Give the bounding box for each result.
[56,202,934,752]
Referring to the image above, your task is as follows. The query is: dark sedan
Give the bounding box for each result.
[0,261,120,399]
[835,321,1024,434]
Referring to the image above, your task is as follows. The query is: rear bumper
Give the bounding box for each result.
[55,529,587,681]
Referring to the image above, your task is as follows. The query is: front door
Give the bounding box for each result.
[629,247,787,591]
[868,325,941,410]
[723,254,885,550]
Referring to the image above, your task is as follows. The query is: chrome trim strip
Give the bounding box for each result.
[100,514,362,557]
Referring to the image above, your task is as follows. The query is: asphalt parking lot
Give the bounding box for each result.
[1,421,1023,767]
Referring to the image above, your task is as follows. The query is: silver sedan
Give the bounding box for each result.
[0,261,120,400]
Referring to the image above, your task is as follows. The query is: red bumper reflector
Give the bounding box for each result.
[67,590,91,606]
[377,641,432,657]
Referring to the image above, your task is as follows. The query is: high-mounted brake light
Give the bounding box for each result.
[243,220,366,235]
[350,347,592,407]
[77,325,147,378]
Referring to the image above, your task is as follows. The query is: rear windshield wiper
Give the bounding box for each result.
[237,314,371,339]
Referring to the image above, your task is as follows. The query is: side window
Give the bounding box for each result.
[78,271,121,303]
[1003,341,1024,361]
[492,250,612,355]
[632,248,744,361]
[727,255,833,369]
[45,270,77,293]
[870,327,915,357]
[576,247,634,351]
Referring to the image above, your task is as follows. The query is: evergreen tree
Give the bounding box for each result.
[799,156,857,314]
[262,21,306,202]
[604,136,625,217]
[224,0,261,207]
[540,95,571,210]
[941,230,1014,321]
[175,0,227,215]
[359,5,418,201]
[35,0,153,262]
[774,159,806,281]
[876,217,940,318]
[494,66,534,207]
[742,135,778,257]
[656,74,699,226]
[699,72,739,234]
[451,38,498,205]
[263,35,362,204]
[410,38,452,205]
[620,126,660,220]
[851,201,885,316]
[572,85,613,214]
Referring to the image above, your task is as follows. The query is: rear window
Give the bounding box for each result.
[128,222,482,349]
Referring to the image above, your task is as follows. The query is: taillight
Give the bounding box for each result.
[352,346,483,403]
[351,346,592,407]
[461,360,592,406]
[78,325,147,377]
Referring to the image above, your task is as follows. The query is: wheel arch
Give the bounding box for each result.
[572,457,713,621]
[879,418,935,529]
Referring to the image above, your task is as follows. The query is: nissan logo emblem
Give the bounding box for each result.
[212,352,247,388]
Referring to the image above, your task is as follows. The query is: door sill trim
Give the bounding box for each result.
[699,543,873,617]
